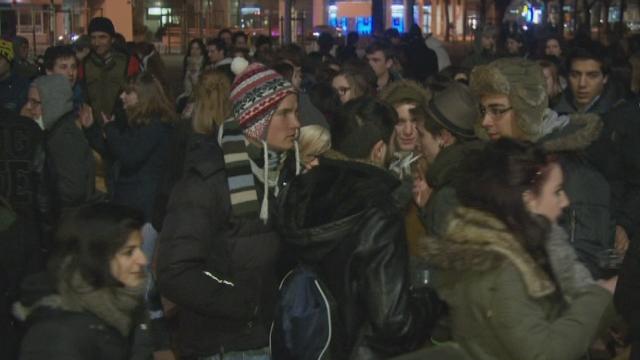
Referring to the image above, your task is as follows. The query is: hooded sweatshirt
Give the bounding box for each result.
[32,74,74,130]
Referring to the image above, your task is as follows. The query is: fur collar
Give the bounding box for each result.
[540,112,602,153]
[421,207,556,298]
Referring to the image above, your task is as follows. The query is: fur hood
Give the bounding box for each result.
[421,207,556,298]
[539,112,603,153]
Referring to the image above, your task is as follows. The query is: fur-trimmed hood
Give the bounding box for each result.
[379,79,431,106]
[539,112,603,153]
[421,207,556,298]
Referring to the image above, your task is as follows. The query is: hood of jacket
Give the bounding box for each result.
[538,111,603,153]
[32,74,73,130]
[426,140,484,188]
[276,150,400,263]
[421,207,556,298]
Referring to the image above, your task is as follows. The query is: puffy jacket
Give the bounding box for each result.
[156,137,282,358]
[275,152,434,359]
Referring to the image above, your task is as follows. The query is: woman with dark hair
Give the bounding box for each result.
[102,72,175,221]
[422,139,615,360]
[331,65,375,104]
[18,203,151,359]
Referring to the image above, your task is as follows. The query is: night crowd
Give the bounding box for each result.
[2,14,640,360]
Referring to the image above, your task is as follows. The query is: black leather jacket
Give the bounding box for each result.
[275,154,434,359]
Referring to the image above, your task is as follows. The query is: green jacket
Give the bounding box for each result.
[83,51,130,120]
[424,208,613,360]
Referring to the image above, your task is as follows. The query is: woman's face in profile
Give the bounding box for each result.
[526,163,570,223]
[110,230,147,288]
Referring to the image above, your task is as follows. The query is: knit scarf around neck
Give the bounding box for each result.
[58,270,146,337]
[219,119,286,222]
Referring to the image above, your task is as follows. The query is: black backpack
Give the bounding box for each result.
[270,265,336,360]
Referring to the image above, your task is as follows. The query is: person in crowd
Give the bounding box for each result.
[308,82,341,128]
[331,65,374,104]
[404,24,439,84]
[183,39,207,80]
[156,62,300,359]
[93,72,175,222]
[253,35,273,62]
[337,31,359,63]
[232,31,248,50]
[152,68,232,232]
[206,38,234,81]
[412,82,482,238]
[82,17,140,122]
[380,79,430,158]
[18,203,154,360]
[134,41,170,99]
[218,28,233,48]
[538,59,563,107]
[426,33,452,71]
[554,42,622,115]
[12,36,39,80]
[0,108,46,360]
[462,25,500,69]
[275,96,436,358]
[26,74,104,214]
[544,35,564,59]
[273,62,328,129]
[43,45,85,109]
[316,32,335,59]
[297,124,331,170]
[366,41,401,92]
[0,39,29,114]
[423,138,615,360]
[470,58,613,278]
[505,32,528,58]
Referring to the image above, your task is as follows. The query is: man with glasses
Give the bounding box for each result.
[470,57,613,279]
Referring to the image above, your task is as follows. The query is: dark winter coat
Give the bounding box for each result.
[105,116,173,221]
[275,152,433,359]
[156,137,282,358]
[538,113,614,279]
[554,82,624,116]
[0,71,29,114]
[419,141,484,238]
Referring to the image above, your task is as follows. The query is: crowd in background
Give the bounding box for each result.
[1,13,640,360]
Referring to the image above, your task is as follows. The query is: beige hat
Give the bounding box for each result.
[469,58,548,141]
[379,79,431,108]
[426,82,478,139]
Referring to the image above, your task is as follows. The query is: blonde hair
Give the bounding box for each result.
[124,72,176,126]
[298,125,331,165]
[192,69,232,135]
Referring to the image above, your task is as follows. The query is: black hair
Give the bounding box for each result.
[384,28,400,39]
[317,32,334,54]
[218,28,232,38]
[346,31,359,46]
[254,35,272,49]
[43,45,76,71]
[566,40,610,76]
[187,38,207,57]
[308,82,341,127]
[232,31,248,45]
[365,41,394,61]
[454,139,557,281]
[272,62,294,82]
[206,38,227,55]
[331,96,396,159]
[50,203,145,289]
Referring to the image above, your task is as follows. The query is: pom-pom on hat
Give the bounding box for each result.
[230,62,295,140]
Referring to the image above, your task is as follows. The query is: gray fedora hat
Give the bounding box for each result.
[426,81,479,139]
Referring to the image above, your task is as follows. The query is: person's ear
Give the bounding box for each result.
[603,74,609,84]
[441,129,456,147]
[385,58,393,70]
[370,139,387,165]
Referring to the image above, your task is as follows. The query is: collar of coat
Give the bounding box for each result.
[539,112,603,153]
[421,207,556,298]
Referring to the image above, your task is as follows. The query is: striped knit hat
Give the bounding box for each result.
[230,62,295,140]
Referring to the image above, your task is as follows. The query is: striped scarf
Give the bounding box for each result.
[219,119,283,221]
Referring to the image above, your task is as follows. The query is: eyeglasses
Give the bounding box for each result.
[479,105,512,118]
